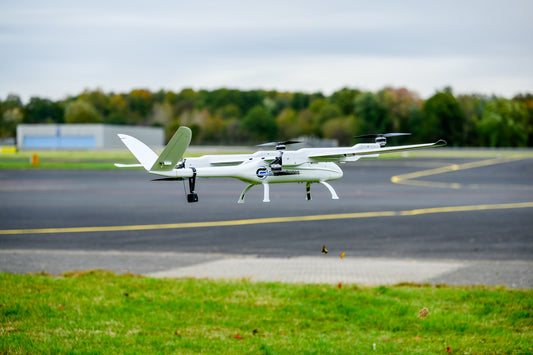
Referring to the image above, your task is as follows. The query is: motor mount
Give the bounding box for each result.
[355,133,411,147]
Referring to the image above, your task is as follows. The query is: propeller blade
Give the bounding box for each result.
[257,140,301,147]
[257,142,277,147]
[381,133,411,138]
[355,133,411,139]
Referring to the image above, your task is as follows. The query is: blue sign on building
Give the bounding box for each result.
[23,136,96,149]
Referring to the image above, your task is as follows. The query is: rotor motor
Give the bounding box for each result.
[355,133,411,147]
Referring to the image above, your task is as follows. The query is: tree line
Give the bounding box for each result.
[1,87,532,147]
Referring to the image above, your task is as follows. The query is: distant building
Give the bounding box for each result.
[16,124,164,150]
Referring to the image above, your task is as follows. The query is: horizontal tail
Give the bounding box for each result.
[117,134,158,171]
[114,163,143,168]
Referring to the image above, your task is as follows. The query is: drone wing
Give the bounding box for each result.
[308,140,446,162]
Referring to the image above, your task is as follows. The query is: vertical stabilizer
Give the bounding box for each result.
[150,126,192,171]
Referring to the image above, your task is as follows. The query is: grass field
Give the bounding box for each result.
[0,148,256,169]
[1,147,532,169]
[1,271,532,354]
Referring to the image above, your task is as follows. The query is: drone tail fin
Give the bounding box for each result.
[116,126,192,172]
[149,126,192,172]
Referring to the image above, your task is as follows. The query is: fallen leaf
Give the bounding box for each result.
[234,333,243,340]
[252,329,258,335]
[418,308,429,318]
[338,282,343,289]
[446,346,452,353]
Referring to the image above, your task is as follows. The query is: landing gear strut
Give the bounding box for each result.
[187,167,198,203]
[305,181,339,200]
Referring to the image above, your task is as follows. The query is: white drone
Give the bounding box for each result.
[115,126,446,203]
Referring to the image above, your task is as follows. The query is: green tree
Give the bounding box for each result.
[3,94,23,111]
[376,87,422,134]
[166,88,198,116]
[223,118,244,144]
[64,100,103,123]
[1,95,24,138]
[321,116,360,146]
[477,98,529,147]
[270,92,292,116]
[291,92,310,111]
[422,88,464,145]
[276,108,301,140]
[308,99,342,137]
[456,94,488,146]
[330,87,361,116]
[354,92,386,134]
[202,89,265,116]
[177,109,209,143]
[107,94,128,124]
[24,97,64,123]
[78,89,109,118]
[242,105,277,142]
[513,93,533,146]
[218,104,242,120]
[202,114,225,143]
[149,102,174,127]
[126,89,153,124]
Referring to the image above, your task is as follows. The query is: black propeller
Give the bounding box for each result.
[257,140,301,150]
[355,133,411,147]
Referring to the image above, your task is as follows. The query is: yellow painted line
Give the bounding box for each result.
[399,201,533,215]
[1,202,532,236]
[391,156,529,188]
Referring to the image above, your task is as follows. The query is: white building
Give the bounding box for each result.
[16,124,164,150]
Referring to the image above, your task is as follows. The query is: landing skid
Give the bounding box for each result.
[237,182,270,203]
[320,181,339,200]
[237,183,270,203]
[238,184,254,204]
[237,181,339,203]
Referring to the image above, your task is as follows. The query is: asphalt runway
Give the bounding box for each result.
[1,155,532,287]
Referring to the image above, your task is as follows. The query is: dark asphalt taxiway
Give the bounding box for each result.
[1,155,532,287]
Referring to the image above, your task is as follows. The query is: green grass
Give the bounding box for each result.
[1,271,531,354]
[0,149,254,169]
[0,150,136,169]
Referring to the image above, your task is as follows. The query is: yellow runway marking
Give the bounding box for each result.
[1,202,532,236]
[391,156,530,189]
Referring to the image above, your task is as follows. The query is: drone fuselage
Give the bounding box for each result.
[151,151,344,185]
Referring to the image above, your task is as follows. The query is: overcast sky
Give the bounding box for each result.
[1,0,532,102]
